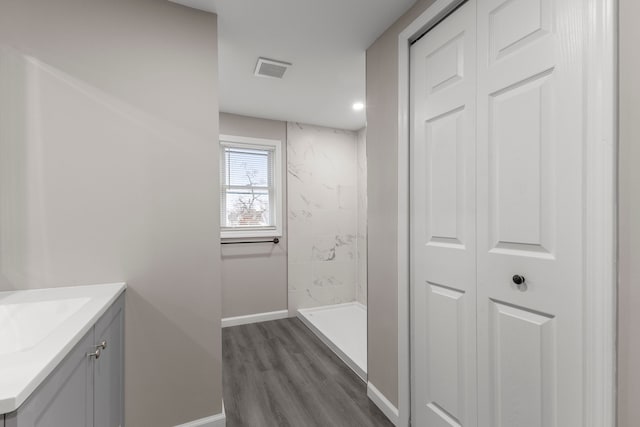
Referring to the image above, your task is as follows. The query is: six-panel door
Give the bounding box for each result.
[411,0,587,425]
[476,0,585,425]
[410,2,478,426]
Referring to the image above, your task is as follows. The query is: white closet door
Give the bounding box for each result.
[410,2,477,426]
[476,0,586,426]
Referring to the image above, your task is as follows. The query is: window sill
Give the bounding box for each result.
[220,228,282,240]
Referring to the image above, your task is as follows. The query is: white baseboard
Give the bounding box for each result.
[367,382,399,426]
[221,309,289,328]
[174,402,226,427]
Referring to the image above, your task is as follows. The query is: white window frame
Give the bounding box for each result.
[219,134,283,239]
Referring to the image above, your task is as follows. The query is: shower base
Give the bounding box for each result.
[297,302,367,381]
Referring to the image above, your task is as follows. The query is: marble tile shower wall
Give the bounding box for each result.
[287,122,365,313]
[356,127,367,306]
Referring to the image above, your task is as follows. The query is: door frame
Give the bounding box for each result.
[396,1,618,426]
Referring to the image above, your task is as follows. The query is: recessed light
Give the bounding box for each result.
[352,102,365,111]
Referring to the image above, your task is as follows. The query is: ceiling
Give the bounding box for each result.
[170,0,416,130]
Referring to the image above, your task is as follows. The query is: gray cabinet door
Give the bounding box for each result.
[6,329,95,427]
[94,295,124,427]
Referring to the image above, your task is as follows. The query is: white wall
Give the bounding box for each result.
[287,122,363,313]
[0,1,222,425]
[219,112,288,318]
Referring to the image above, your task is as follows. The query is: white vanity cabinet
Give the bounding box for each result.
[4,294,124,427]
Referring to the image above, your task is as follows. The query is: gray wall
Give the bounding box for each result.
[618,0,639,424]
[219,113,288,318]
[0,1,222,426]
[365,0,436,407]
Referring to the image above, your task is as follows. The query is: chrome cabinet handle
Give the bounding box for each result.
[88,340,107,359]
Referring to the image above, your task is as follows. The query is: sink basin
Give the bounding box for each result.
[0,297,91,356]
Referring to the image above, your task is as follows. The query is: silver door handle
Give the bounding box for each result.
[87,348,101,359]
[97,340,107,350]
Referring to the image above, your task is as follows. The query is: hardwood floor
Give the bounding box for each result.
[222,318,394,427]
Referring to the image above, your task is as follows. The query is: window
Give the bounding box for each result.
[220,135,282,239]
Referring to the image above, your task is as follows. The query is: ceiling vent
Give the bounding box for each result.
[254,57,292,79]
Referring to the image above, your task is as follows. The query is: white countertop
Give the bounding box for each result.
[0,283,126,414]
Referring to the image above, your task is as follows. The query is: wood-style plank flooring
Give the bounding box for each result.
[222,318,394,427]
